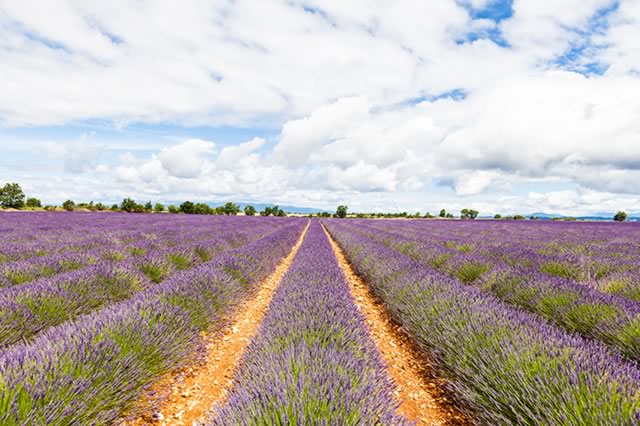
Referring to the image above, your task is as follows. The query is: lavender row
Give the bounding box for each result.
[0,216,266,288]
[324,221,640,425]
[210,221,406,425]
[358,219,640,302]
[0,212,244,263]
[0,223,276,348]
[341,220,640,362]
[0,220,305,426]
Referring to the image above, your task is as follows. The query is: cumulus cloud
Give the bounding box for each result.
[2,0,640,214]
[157,139,215,179]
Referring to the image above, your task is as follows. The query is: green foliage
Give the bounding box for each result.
[0,183,25,208]
[244,205,256,216]
[179,201,195,214]
[144,202,153,212]
[110,204,119,211]
[167,204,179,214]
[614,211,627,222]
[194,203,212,215]
[540,261,581,281]
[153,203,164,213]
[62,200,75,211]
[120,198,138,213]
[335,205,348,218]
[222,202,241,215]
[439,209,447,218]
[455,262,490,283]
[95,202,106,211]
[260,205,286,216]
[460,208,479,219]
[25,197,42,208]
[494,214,502,219]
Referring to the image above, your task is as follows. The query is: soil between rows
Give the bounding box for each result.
[123,221,467,425]
[322,224,470,426]
[122,222,310,425]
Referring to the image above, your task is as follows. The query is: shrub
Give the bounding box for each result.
[244,205,256,216]
[180,201,195,214]
[62,200,75,211]
[25,197,42,208]
[614,211,627,222]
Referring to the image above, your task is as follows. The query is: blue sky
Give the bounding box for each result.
[1,0,640,215]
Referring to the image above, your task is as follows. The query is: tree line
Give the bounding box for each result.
[0,183,633,221]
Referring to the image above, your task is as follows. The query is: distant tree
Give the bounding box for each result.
[439,209,447,218]
[180,201,195,214]
[614,211,628,222]
[194,203,212,215]
[111,204,120,212]
[0,183,25,208]
[276,208,287,217]
[461,208,479,220]
[424,212,435,219]
[494,214,502,219]
[215,206,226,215]
[120,198,138,213]
[319,211,331,218]
[512,214,525,220]
[244,205,256,216]
[154,203,165,213]
[144,201,153,212]
[62,200,75,211]
[446,213,454,218]
[25,197,42,208]
[167,204,179,214]
[260,206,272,216]
[223,202,241,215]
[336,205,348,218]
[95,202,106,211]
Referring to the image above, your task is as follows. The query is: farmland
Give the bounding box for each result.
[0,213,639,425]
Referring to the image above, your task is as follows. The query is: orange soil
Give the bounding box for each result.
[123,222,309,426]
[323,225,469,426]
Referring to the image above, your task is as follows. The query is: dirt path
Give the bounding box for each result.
[322,225,469,426]
[124,222,309,426]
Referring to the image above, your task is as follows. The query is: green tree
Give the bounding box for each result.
[494,214,502,219]
[244,205,256,216]
[180,201,195,214]
[439,209,447,218]
[336,205,348,218]
[25,197,42,208]
[154,203,165,213]
[223,202,241,215]
[194,203,212,215]
[167,205,179,214]
[461,208,479,219]
[0,183,25,208]
[62,200,75,211]
[144,201,153,212]
[120,198,137,213]
[260,206,273,216]
[95,202,106,211]
[110,204,119,212]
[614,211,628,222]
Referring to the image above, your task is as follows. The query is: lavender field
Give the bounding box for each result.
[1,213,639,425]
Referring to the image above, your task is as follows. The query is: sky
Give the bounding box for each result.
[1,0,640,215]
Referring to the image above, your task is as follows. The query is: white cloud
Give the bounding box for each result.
[157,139,215,179]
[2,1,640,214]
